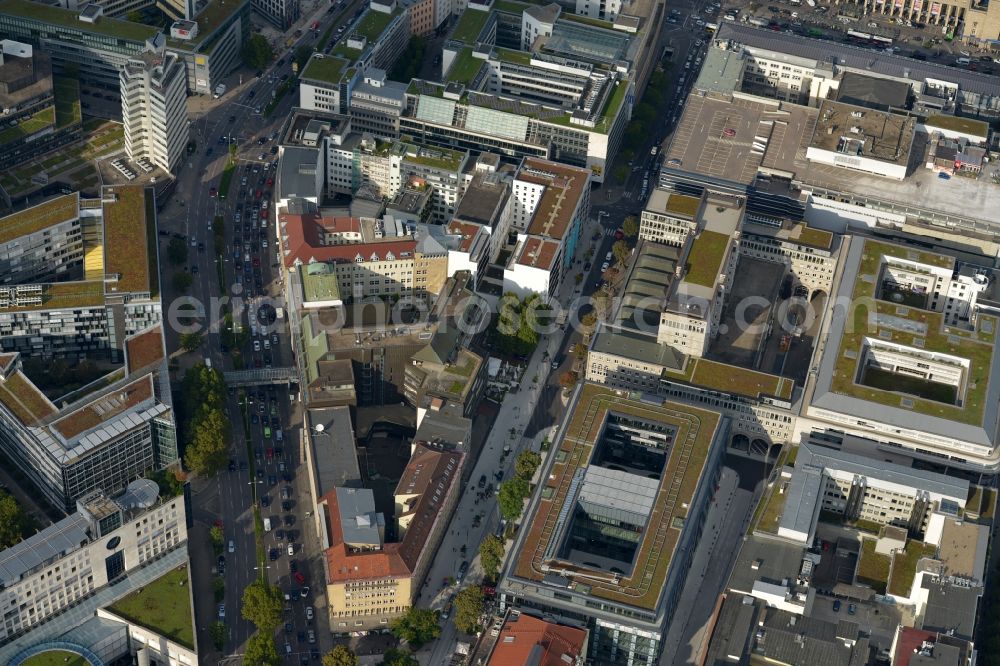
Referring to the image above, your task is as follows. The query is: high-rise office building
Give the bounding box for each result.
[121,50,188,175]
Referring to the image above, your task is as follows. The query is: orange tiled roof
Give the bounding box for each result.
[488,613,587,666]
[323,444,463,583]
[124,324,165,375]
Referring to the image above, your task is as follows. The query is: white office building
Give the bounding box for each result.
[121,51,188,175]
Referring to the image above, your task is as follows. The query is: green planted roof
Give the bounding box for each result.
[452,7,491,44]
[301,55,348,84]
[447,47,484,85]
[0,0,156,41]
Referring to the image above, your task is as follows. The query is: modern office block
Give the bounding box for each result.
[121,50,189,175]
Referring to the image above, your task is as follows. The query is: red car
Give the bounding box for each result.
[209,187,217,197]
[255,189,262,199]
[266,178,274,186]
[614,229,624,240]
[266,448,274,459]
[252,256,260,267]
[294,572,306,585]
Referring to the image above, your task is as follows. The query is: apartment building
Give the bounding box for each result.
[349,68,407,139]
[657,195,741,357]
[403,327,486,423]
[252,0,299,29]
[805,236,1000,471]
[586,325,797,443]
[121,50,189,175]
[0,187,162,360]
[0,41,82,170]
[638,189,701,247]
[0,482,186,644]
[0,325,175,512]
[777,435,970,545]
[280,210,449,301]
[320,443,463,630]
[739,219,839,297]
[503,157,590,300]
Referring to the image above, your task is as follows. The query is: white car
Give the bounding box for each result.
[253,340,261,352]
[228,540,235,553]
[305,606,314,621]
[218,604,226,619]
[601,262,610,272]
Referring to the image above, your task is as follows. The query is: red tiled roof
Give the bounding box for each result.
[488,614,587,666]
[516,236,559,270]
[893,628,937,666]
[124,325,165,375]
[323,444,463,584]
[446,220,485,253]
[280,212,416,268]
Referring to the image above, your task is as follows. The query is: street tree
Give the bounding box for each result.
[172,271,192,294]
[514,450,541,481]
[241,579,283,632]
[243,631,280,666]
[294,44,314,70]
[498,477,530,522]
[208,621,226,651]
[184,409,229,475]
[179,332,203,352]
[559,371,579,390]
[612,240,631,267]
[380,649,419,666]
[241,34,274,70]
[580,312,598,331]
[167,237,188,265]
[0,491,27,548]
[479,534,505,581]
[453,586,485,634]
[322,645,359,666]
[390,607,440,647]
[622,216,639,239]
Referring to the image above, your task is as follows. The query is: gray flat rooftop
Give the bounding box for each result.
[0,513,89,586]
[454,172,509,227]
[778,439,969,538]
[921,579,981,641]
[715,23,1000,100]
[590,325,684,370]
[727,534,805,595]
[809,100,915,167]
[335,487,382,546]
[277,146,321,201]
[579,466,659,519]
[666,90,814,184]
[307,406,361,493]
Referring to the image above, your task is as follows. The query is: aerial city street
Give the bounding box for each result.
[0,0,999,663]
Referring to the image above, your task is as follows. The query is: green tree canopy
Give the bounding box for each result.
[498,477,530,522]
[514,450,541,481]
[180,332,203,352]
[0,491,28,549]
[241,580,283,633]
[479,534,505,581]
[322,645,359,666]
[380,649,419,666]
[172,271,192,293]
[167,236,188,265]
[244,631,280,666]
[390,607,441,647]
[294,44,314,70]
[242,34,274,70]
[184,408,229,475]
[453,586,485,634]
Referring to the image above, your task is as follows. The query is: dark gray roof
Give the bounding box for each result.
[590,325,684,371]
[921,579,981,641]
[727,534,805,596]
[703,594,760,663]
[836,72,910,111]
[716,23,1000,99]
[757,608,868,666]
[307,406,361,493]
[335,487,382,546]
[779,439,969,538]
